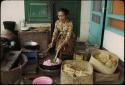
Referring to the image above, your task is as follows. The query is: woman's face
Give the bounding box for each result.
[58,11,66,22]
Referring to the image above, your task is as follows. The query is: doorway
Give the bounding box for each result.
[52,0,81,38]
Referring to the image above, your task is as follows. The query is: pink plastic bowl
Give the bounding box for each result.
[32,76,53,84]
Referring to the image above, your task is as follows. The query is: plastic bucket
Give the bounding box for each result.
[32,76,53,84]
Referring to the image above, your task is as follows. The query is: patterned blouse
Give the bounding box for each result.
[52,19,74,43]
[51,19,75,57]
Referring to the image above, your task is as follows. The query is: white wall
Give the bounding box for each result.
[79,1,91,42]
[1,0,51,34]
[103,30,124,61]
[1,0,25,33]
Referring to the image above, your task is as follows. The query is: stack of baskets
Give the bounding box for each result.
[60,60,93,84]
[89,49,120,82]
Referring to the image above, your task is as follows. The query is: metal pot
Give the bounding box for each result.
[23,41,39,50]
[3,21,16,31]
[39,53,62,70]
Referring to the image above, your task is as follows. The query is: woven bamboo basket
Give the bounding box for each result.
[60,60,93,84]
[89,50,119,74]
[94,68,120,82]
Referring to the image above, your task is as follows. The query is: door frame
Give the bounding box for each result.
[100,0,107,48]
[88,0,107,48]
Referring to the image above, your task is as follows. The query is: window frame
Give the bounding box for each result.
[105,1,124,36]
[25,0,51,23]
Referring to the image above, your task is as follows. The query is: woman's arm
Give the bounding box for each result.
[51,21,59,45]
[48,21,59,49]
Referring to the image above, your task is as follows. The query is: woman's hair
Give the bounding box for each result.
[57,8,69,16]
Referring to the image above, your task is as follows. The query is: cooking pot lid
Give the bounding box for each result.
[24,41,38,46]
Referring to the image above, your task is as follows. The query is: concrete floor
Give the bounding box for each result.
[19,61,124,84]
[16,42,124,84]
[1,42,123,84]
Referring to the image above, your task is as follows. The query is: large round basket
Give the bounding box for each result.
[89,50,119,74]
[60,60,93,84]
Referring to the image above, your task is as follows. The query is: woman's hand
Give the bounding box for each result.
[44,42,54,53]
[48,42,54,49]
